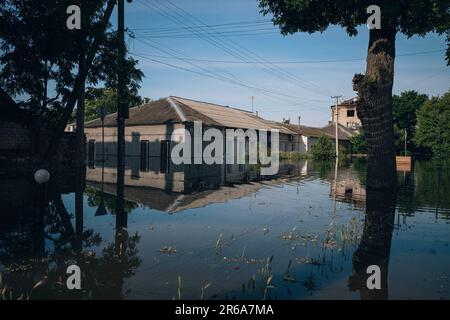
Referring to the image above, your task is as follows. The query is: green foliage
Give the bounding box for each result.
[350,127,366,153]
[258,0,450,64]
[279,151,309,160]
[311,135,336,160]
[0,0,143,126]
[350,91,431,155]
[414,91,450,158]
[393,91,429,152]
[85,186,138,214]
[310,160,333,180]
[82,87,147,122]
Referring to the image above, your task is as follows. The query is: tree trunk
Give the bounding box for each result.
[76,51,86,167]
[353,28,397,190]
[42,0,116,164]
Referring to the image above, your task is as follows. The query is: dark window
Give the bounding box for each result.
[239,164,244,172]
[347,110,355,117]
[160,140,170,173]
[88,139,96,168]
[227,164,232,173]
[140,140,149,172]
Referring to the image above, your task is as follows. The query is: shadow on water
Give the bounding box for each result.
[0,158,449,299]
[0,168,141,299]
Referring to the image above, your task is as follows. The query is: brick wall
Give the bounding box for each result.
[0,121,81,172]
[0,121,31,150]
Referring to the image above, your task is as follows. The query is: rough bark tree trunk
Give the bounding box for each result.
[353,28,397,190]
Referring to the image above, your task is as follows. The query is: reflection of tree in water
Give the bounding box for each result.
[396,160,450,222]
[348,189,396,300]
[85,186,138,214]
[311,161,333,179]
[0,191,141,300]
[414,160,450,216]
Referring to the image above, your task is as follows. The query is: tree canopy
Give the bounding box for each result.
[81,87,147,122]
[259,0,450,64]
[393,90,428,152]
[0,0,143,126]
[414,90,450,157]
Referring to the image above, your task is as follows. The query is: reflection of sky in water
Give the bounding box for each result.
[57,161,450,300]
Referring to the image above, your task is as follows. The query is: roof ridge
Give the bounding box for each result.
[170,96,253,114]
[167,96,186,122]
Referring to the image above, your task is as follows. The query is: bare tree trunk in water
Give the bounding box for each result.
[348,189,397,299]
[353,28,397,190]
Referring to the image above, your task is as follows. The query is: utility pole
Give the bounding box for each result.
[75,15,86,253]
[331,96,342,159]
[298,115,301,152]
[116,0,129,223]
[404,128,407,156]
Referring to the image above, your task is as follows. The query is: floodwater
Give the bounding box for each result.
[0,159,449,300]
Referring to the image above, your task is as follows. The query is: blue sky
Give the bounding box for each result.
[118,0,449,127]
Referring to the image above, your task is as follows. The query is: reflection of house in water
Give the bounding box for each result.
[86,161,309,213]
[329,167,366,208]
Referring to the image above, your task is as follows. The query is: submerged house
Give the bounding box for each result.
[79,96,356,191]
[82,96,299,192]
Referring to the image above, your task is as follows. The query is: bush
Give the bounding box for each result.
[414,91,450,158]
[311,135,336,160]
[350,128,366,154]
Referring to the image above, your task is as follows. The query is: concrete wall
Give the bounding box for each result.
[331,105,361,130]
[279,133,306,153]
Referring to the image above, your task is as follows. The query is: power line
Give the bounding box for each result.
[161,0,334,97]
[131,42,330,105]
[132,52,331,115]
[129,49,446,65]
[137,0,333,98]
[132,26,277,36]
[130,51,330,106]
[131,19,273,31]
[133,30,281,39]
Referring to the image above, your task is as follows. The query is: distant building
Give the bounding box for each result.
[280,122,355,153]
[330,97,361,131]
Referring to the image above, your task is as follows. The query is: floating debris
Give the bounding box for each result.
[283,275,297,283]
[322,239,337,249]
[282,232,295,240]
[215,234,223,254]
[200,282,211,300]
[160,246,177,254]
[296,256,324,266]
[223,256,265,264]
